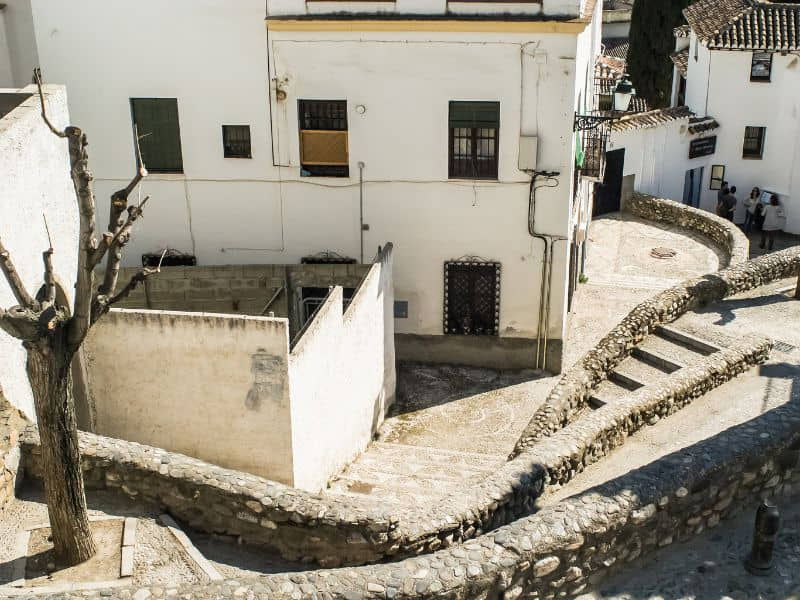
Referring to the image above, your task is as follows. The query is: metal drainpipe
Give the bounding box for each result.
[529,175,549,370]
[359,161,365,263]
[542,237,567,372]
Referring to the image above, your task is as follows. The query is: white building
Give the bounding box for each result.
[1,0,604,373]
[606,0,800,234]
[0,86,78,418]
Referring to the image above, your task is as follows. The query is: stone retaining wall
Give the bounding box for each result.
[0,394,28,510]
[512,247,800,456]
[28,390,800,599]
[623,192,750,266]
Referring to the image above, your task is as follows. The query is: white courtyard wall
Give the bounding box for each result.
[289,248,395,492]
[266,0,583,17]
[22,0,596,362]
[0,0,38,88]
[0,85,77,419]
[83,310,295,485]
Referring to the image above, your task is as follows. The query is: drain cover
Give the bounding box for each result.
[774,340,797,354]
[651,247,678,259]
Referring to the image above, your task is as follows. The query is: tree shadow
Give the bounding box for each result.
[696,292,795,326]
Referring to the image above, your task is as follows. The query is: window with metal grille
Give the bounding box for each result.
[742,126,766,159]
[130,98,183,173]
[443,261,500,336]
[448,101,499,179]
[222,125,252,158]
[750,53,773,82]
[298,99,349,177]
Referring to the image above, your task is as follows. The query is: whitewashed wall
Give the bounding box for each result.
[84,310,296,485]
[0,85,77,419]
[289,247,395,491]
[18,0,602,367]
[266,0,583,17]
[0,0,38,88]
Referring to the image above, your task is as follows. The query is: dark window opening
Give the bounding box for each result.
[301,286,355,325]
[742,126,766,159]
[443,261,500,336]
[298,99,349,177]
[448,101,499,179]
[222,125,252,158]
[130,98,183,173]
[710,165,725,190]
[750,53,773,82]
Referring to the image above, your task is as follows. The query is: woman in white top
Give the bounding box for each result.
[743,187,760,235]
[760,194,785,251]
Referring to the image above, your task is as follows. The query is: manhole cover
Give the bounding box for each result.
[651,247,678,259]
[774,340,797,354]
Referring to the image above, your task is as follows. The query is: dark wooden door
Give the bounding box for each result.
[593,149,625,216]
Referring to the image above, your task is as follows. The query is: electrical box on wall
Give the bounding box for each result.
[519,136,539,171]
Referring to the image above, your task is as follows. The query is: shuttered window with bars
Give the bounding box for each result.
[443,261,501,336]
[298,100,349,177]
[222,125,252,158]
[130,98,183,173]
[448,101,499,180]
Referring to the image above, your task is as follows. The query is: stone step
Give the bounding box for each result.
[341,456,494,484]
[614,355,674,384]
[632,346,685,373]
[638,331,711,365]
[589,379,632,409]
[656,325,722,355]
[608,369,646,391]
[367,441,502,467]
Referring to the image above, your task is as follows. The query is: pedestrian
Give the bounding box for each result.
[716,183,730,218]
[743,187,760,234]
[724,186,737,222]
[760,194,785,251]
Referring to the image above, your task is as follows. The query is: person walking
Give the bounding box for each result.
[744,187,761,234]
[760,194,785,251]
[716,183,730,218]
[724,186,738,222]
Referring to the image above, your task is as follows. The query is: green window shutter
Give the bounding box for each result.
[449,101,500,129]
[130,98,184,173]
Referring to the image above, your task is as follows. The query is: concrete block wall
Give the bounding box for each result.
[112,263,371,334]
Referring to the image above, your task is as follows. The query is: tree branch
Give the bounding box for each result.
[0,305,41,341]
[90,127,148,270]
[0,236,36,309]
[65,127,98,354]
[92,263,159,325]
[34,68,67,138]
[98,196,149,300]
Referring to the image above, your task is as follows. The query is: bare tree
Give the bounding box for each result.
[0,70,158,565]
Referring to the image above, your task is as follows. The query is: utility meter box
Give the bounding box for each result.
[519,136,539,171]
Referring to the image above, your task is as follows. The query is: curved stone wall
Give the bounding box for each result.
[623,192,750,266]
[512,247,800,457]
[25,389,800,599]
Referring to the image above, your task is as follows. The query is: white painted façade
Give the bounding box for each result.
[1,0,604,372]
[606,0,800,235]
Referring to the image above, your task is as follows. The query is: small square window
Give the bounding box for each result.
[750,53,773,82]
[742,126,766,159]
[222,125,252,158]
[709,165,725,190]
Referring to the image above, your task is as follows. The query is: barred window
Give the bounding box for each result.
[742,126,766,159]
[130,98,183,173]
[443,261,500,336]
[448,102,499,179]
[298,100,349,177]
[222,125,252,159]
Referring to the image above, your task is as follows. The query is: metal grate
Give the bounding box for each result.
[443,261,500,336]
[580,124,609,181]
[222,125,252,158]
[774,340,797,354]
[299,99,349,177]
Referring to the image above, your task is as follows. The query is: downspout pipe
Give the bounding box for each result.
[359,161,365,263]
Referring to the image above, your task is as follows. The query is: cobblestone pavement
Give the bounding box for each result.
[578,498,800,600]
[326,213,727,506]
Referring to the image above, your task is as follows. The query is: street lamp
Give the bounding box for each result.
[613,74,636,113]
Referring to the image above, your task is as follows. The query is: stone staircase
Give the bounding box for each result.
[327,442,503,506]
[589,325,723,409]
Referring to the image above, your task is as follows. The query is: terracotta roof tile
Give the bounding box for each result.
[611,106,694,132]
[671,48,689,77]
[684,0,800,51]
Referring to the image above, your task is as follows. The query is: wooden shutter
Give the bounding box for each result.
[131,98,184,173]
[299,130,349,166]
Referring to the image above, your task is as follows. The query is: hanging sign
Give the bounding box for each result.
[689,136,717,159]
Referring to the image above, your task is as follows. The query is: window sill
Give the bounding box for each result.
[741,155,764,161]
[448,177,500,182]
[749,78,772,83]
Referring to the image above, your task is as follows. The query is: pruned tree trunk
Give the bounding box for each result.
[26,333,96,564]
[0,71,159,567]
